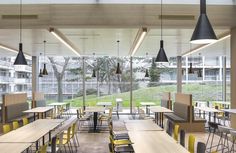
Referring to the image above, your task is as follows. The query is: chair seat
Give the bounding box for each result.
[114,145,134,152]
[113,139,133,145]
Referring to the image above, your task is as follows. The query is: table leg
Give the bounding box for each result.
[159,113,162,126]
[155,113,157,123]
[209,112,211,122]
[43,136,45,145]
[94,112,98,131]
[36,141,39,150]
[34,113,36,121]
[146,106,148,115]
[156,113,159,125]
[214,112,216,123]
[51,136,56,153]
[161,112,164,128]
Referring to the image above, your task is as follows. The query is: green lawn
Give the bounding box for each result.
[60,83,229,107]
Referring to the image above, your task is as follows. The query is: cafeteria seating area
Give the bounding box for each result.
[0,0,236,153]
[0,92,236,153]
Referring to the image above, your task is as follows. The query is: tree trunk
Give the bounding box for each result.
[57,76,63,102]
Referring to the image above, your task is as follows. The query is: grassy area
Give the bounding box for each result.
[59,83,229,107]
[61,84,228,107]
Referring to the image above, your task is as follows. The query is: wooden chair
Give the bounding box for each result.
[99,107,113,126]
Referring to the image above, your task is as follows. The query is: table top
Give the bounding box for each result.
[0,119,63,143]
[213,101,231,105]
[221,109,236,114]
[84,107,105,113]
[116,98,123,102]
[23,107,53,113]
[128,131,189,153]
[149,106,173,113]
[125,120,163,131]
[96,102,112,106]
[48,102,68,106]
[195,106,222,113]
[140,102,156,106]
[0,143,32,153]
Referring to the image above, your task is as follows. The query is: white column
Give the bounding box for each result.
[177,56,182,93]
[32,56,39,95]
[222,56,226,101]
[230,27,236,128]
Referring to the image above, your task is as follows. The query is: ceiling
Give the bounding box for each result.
[0,3,234,58]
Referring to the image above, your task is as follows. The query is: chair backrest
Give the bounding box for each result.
[173,102,190,121]
[180,129,185,147]
[163,118,169,133]
[22,117,29,126]
[188,135,195,153]
[174,124,180,141]
[197,142,206,153]
[12,121,19,130]
[66,126,72,143]
[38,144,48,153]
[5,102,29,122]
[71,123,76,137]
[3,124,11,134]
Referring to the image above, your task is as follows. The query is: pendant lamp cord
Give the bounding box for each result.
[44,40,46,64]
[117,40,120,62]
[161,0,163,40]
[20,0,22,43]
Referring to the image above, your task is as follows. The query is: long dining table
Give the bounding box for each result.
[0,119,63,150]
[0,142,32,153]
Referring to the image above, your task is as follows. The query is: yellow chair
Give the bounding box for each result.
[36,144,48,153]
[12,121,19,130]
[22,118,29,126]
[3,124,11,134]
[188,135,195,153]
[109,136,133,153]
[58,126,73,152]
[99,107,113,125]
[174,124,180,141]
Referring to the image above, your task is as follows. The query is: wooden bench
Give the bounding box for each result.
[164,93,206,132]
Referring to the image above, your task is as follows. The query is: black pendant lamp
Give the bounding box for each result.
[116,40,122,74]
[92,69,96,78]
[42,41,48,75]
[144,69,149,77]
[155,0,168,63]
[190,0,217,44]
[14,0,27,65]
[38,69,43,77]
[188,63,194,74]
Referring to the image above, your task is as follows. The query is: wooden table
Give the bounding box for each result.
[0,119,63,150]
[96,102,112,107]
[140,102,156,115]
[128,131,189,153]
[195,106,222,122]
[0,143,32,153]
[23,107,54,120]
[221,109,236,114]
[84,107,105,132]
[124,120,163,131]
[149,106,173,128]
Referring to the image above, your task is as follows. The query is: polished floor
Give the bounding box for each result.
[73,115,228,153]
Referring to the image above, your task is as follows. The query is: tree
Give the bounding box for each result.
[48,57,70,102]
[148,58,161,87]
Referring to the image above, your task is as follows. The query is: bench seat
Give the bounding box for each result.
[165,113,187,123]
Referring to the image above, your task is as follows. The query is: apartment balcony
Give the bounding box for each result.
[0,60,13,70]
[0,76,13,83]
[14,78,31,84]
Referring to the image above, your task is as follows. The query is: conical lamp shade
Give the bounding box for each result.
[14,43,27,65]
[190,0,217,44]
[197,69,202,77]
[155,40,168,62]
[92,69,96,77]
[144,69,149,77]
[188,63,194,74]
[38,69,43,77]
[42,63,48,75]
[116,63,122,74]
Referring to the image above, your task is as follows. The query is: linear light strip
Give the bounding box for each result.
[49,27,80,56]
[182,34,231,57]
[130,27,147,56]
[0,44,31,59]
